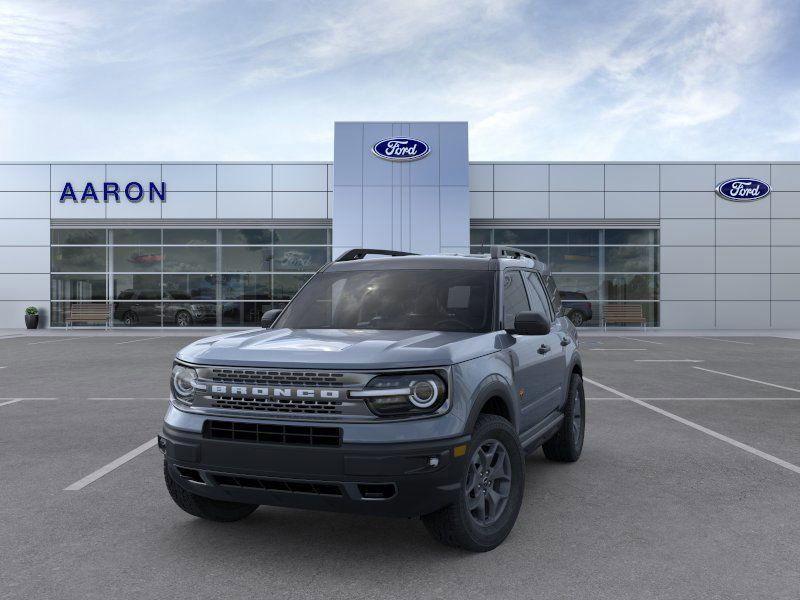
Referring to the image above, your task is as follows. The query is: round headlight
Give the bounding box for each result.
[171,364,197,403]
[409,379,439,408]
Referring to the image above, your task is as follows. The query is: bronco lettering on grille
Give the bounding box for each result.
[210,385,341,400]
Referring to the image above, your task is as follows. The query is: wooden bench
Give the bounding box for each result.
[66,303,111,329]
[602,303,646,331]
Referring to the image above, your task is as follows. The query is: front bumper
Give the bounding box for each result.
[161,421,470,518]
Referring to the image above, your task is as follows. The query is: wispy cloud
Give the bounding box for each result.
[0,0,797,160]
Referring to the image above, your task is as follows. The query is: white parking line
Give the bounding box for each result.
[64,438,158,491]
[28,337,94,345]
[590,397,800,401]
[585,348,647,351]
[695,337,753,345]
[619,336,663,345]
[87,397,168,401]
[115,337,162,345]
[584,377,800,475]
[0,397,58,406]
[635,359,704,363]
[0,366,6,369]
[693,367,800,393]
[0,399,23,407]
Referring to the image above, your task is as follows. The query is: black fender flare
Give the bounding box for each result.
[464,374,518,433]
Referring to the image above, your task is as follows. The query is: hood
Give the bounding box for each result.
[176,328,501,369]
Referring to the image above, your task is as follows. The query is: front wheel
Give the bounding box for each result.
[568,310,585,327]
[164,461,258,522]
[542,372,585,462]
[422,415,525,552]
[175,311,193,327]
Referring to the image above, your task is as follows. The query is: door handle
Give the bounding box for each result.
[538,344,551,355]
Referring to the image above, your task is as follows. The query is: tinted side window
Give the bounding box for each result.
[502,271,531,328]
[523,272,551,320]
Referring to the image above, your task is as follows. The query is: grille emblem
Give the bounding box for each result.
[210,384,341,400]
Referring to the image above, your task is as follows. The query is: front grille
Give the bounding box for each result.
[204,420,342,447]
[210,395,342,414]
[210,368,346,387]
[210,474,342,496]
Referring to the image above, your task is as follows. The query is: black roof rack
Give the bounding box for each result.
[335,248,418,262]
[489,245,538,261]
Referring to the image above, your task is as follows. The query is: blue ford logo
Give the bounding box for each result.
[716,178,771,202]
[372,137,430,161]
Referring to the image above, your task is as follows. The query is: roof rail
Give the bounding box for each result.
[335,248,418,262]
[489,245,538,261]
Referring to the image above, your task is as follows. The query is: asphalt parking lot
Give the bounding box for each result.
[1,332,799,599]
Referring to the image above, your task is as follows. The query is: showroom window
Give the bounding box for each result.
[471,228,660,326]
[50,227,331,327]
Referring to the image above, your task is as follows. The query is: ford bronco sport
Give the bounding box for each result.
[161,246,585,551]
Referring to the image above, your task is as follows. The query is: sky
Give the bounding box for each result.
[1,0,799,162]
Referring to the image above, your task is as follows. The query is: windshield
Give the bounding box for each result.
[274,269,496,332]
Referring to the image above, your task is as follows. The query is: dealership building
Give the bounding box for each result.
[1,121,799,330]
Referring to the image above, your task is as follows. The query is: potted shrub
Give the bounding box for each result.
[24,306,39,330]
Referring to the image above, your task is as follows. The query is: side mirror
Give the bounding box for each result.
[260,308,282,329]
[511,311,550,336]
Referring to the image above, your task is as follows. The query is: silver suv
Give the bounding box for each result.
[160,247,585,551]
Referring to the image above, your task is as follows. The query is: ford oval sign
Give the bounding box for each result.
[716,178,771,202]
[372,137,430,162]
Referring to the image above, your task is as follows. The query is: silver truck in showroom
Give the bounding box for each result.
[160,246,585,551]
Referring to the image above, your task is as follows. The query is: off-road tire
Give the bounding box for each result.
[542,372,585,462]
[422,414,525,552]
[164,461,258,522]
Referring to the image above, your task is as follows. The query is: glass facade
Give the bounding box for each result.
[50,227,331,327]
[471,228,660,326]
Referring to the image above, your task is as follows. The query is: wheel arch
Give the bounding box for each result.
[464,376,518,434]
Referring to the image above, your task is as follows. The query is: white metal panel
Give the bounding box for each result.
[217,192,271,219]
[715,247,770,273]
[51,191,106,219]
[0,300,50,328]
[440,186,470,247]
[217,164,270,191]
[715,164,770,185]
[604,191,659,218]
[660,274,715,300]
[716,274,770,300]
[160,191,216,219]
[771,247,800,273]
[439,123,469,186]
[493,164,547,191]
[106,164,162,185]
[549,164,603,191]
[0,274,49,300]
[106,196,162,219]
[660,192,715,218]
[0,219,50,245]
[408,186,439,254]
[327,164,333,191]
[0,246,49,273]
[549,191,603,218]
[469,165,493,191]
[771,219,800,245]
[161,164,216,191]
[361,187,393,248]
[469,192,493,218]
[407,123,439,187]
[0,164,49,191]
[604,164,658,191]
[771,274,800,300]
[771,301,800,327]
[716,301,770,329]
[660,247,715,273]
[51,164,105,193]
[363,123,394,186]
[273,164,327,191]
[771,192,800,218]
[716,195,770,218]
[0,192,50,218]
[771,165,800,191]
[660,164,714,191]
[660,301,715,328]
[273,192,327,218]
[716,219,770,246]
[333,123,363,186]
[332,186,363,248]
[494,192,548,219]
